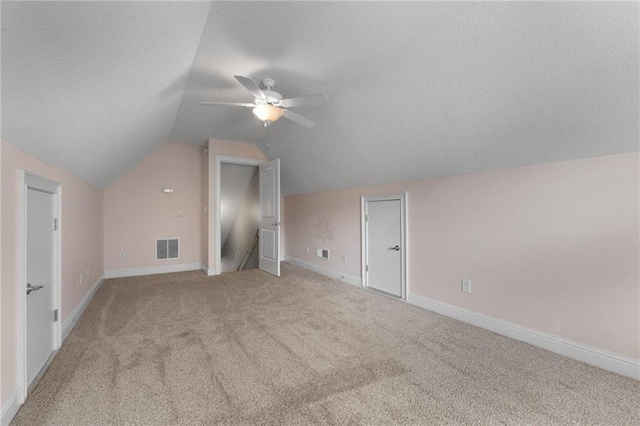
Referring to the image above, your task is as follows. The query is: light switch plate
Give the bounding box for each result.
[462,278,471,293]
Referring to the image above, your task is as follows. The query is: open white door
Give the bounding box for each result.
[259,158,281,276]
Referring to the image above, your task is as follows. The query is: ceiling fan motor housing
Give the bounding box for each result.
[257,90,283,105]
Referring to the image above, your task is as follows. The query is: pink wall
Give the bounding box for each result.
[206,139,266,272]
[102,139,277,274]
[103,143,202,272]
[1,141,104,402]
[285,152,640,360]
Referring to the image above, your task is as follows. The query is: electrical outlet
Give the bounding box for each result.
[119,251,126,259]
[305,246,310,254]
[462,278,471,293]
[235,251,240,259]
[80,273,84,286]
[342,254,348,263]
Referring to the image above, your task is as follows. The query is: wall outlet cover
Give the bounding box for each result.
[462,278,471,293]
[119,251,126,259]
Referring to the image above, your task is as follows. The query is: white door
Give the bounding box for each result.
[26,188,56,388]
[364,196,406,298]
[259,159,281,276]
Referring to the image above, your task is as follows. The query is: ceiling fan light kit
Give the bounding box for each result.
[199,75,329,128]
[252,104,284,123]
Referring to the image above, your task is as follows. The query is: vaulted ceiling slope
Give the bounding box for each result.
[1,1,211,188]
[2,2,638,193]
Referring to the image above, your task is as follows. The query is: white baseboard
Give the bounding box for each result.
[104,263,204,279]
[1,386,20,426]
[408,293,640,380]
[285,257,639,380]
[206,267,217,276]
[285,256,361,287]
[62,274,105,342]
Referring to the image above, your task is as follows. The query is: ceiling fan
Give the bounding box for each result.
[199,75,329,128]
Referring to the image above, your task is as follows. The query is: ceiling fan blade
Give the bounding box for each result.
[198,101,256,107]
[280,94,329,108]
[234,75,266,100]
[282,109,316,128]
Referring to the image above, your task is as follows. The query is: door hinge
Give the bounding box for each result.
[366,264,369,272]
[53,309,59,322]
[365,214,368,222]
[53,218,58,231]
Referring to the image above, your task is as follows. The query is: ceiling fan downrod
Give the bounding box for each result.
[261,78,276,91]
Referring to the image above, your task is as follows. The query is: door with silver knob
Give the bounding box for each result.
[26,187,56,389]
[363,195,406,299]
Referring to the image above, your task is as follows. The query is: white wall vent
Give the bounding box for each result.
[156,238,179,260]
[316,248,330,260]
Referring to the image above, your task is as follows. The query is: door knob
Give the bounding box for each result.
[272,222,281,226]
[389,245,400,251]
[26,283,44,295]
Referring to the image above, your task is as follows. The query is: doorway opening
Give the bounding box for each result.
[214,155,281,277]
[219,163,260,273]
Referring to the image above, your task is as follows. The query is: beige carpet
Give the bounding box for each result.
[12,263,639,425]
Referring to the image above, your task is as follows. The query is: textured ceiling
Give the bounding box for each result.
[1,1,211,188]
[2,2,638,193]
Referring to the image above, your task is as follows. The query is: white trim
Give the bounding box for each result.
[285,256,361,287]
[201,264,210,274]
[1,386,20,426]
[214,155,264,276]
[61,274,105,342]
[17,171,26,404]
[407,293,640,380]
[17,170,63,404]
[25,174,57,193]
[206,268,217,276]
[361,193,408,300]
[360,196,366,292]
[104,262,204,279]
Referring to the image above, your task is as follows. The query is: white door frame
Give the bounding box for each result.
[214,155,264,275]
[17,170,62,403]
[361,193,408,300]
